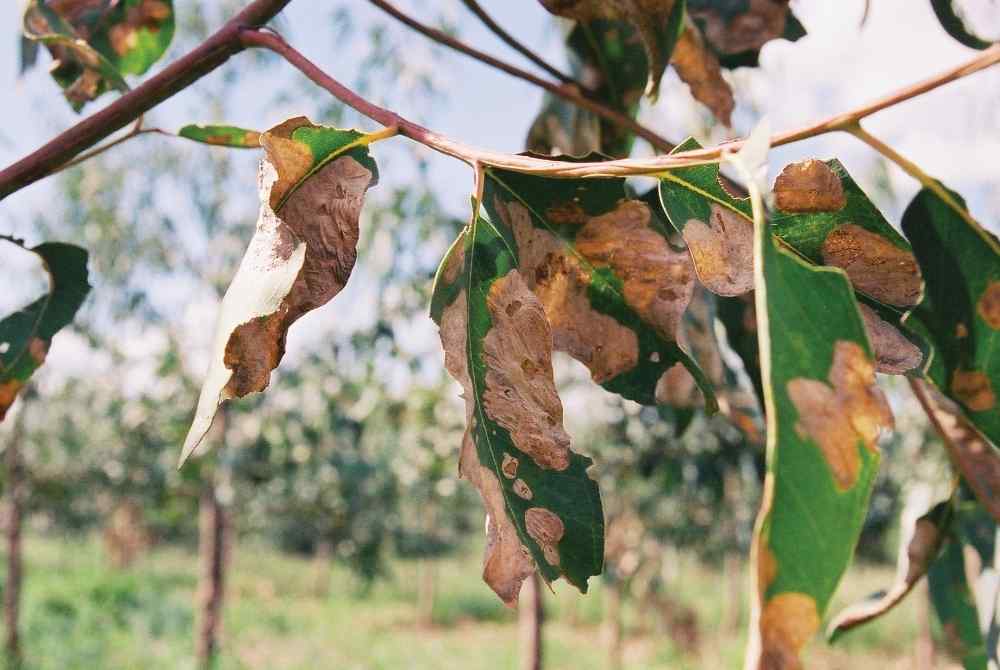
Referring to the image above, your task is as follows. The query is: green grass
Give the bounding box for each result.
[0,534,960,669]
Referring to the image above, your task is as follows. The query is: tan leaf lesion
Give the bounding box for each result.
[787,340,893,490]
[773,160,846,213]
[978,281,1000,330]
[682,203,754,297]
[857,304,922,375]
[482,271,572,471]
[758,592,820,670]
[821,224,922,307]
[108,0,171,56]
[525,507,565,568]
[951,369,996,412]
[670,21,735,125]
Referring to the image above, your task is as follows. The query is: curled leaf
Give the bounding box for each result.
[0,236,90,420]
[930,0,994,50]
[180,118,382,464]
[179,124,262,149]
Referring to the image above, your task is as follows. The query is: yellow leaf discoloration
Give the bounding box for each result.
[773,160,846,213]
[787,340,892,490]
[821,224,922,307]
[682,203,754,296]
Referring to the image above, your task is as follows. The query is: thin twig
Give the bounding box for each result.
[459,0,582,88]
[0,0,293,200]
[241,30,1000,180]
[51,127,169,177]
[366,0,675,153]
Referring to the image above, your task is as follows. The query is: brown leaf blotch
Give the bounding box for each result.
[498,198,640,384]
[759,592,820,670]
[525,507,565,567]
[513,479,534,500]
[857,304,923,375]
[482,270,572,471]
[682,204,754,297]
[773,160,846,213]
[978,281,1000,330]
[655,362,699,407]
[109,0,171,56]
[952,369,996,412]
[787,340,892,490]
[690,0,792,55]
[821,224,922,307]
[671,24,735,125]
[501,453,519,479]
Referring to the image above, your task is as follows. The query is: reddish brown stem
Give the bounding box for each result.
[0,0,292,200]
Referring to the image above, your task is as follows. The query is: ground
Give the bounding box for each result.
[5,534,961,669]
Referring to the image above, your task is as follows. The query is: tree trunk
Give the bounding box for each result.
[196,480,228,669]
[604,581,624,670]
[3,413,25,669]
[519,573,544,670]
[416,558,437,627]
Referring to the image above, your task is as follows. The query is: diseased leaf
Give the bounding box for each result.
[0,235,90,420]
[745,197,891,668]
[536,0,686,99]
[827,499,951,641]
[179,124,262,149]
[671,17,735,125]
[902,185,1000,447]
[527,4,684,157]
[691,0,806,68]
[22,0,174,110]
[659,138,754,296]
[180,118,382,464]
[480,160,717,410]
[930,0,994,50]
[913,379,1000,523]
[430,197,603,604]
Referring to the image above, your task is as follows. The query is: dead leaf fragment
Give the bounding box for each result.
[952,369,996,412]
[759,592,820,670]
[821,224,922,307]
[682,204,754,296]
[857,304,922,375]
[181,120,377,463]
[787,340,893,490]
[978,281,1000,329]
[671,22,734,126]
[773,160,846,213]
[483,270,572,471]
[689,0,792,55]
[525,507,565,567]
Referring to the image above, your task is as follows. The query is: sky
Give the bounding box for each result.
[1,0,999,397]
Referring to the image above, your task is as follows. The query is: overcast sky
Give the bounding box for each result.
[1,0,998,393]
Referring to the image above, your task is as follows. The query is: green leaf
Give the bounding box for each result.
[902,186,1000,448]
[430,197,604,604]
[827,498,951,641]
[179,124,262,149]
[745,208,890,666]
[930,0,994,50]
[0,235,90,420]
[929,540,989,669]
[475,160,717,411]
[181,118,384,464]
[22,0,174,110]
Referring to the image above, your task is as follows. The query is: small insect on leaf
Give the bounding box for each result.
[180,118,384,465]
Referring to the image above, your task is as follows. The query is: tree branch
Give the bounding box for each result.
[242,30,1000,180]
[459,0,582,88]
[0,0,293,200]
[366,0,675,153]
